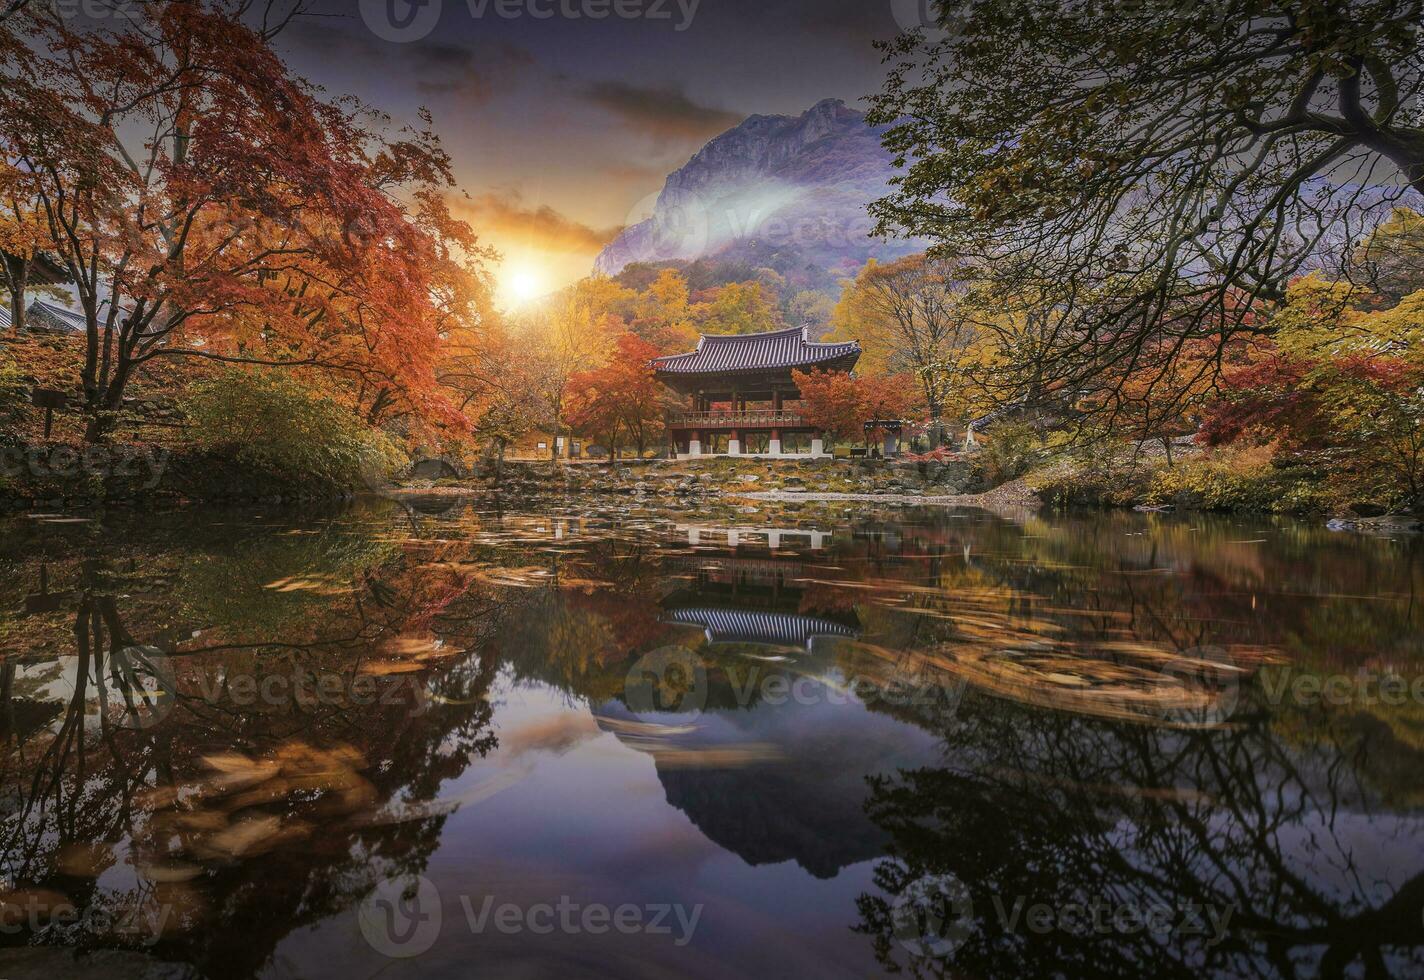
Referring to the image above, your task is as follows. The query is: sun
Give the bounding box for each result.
[504,267,544,306]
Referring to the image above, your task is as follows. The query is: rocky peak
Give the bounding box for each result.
[595,99,920,284]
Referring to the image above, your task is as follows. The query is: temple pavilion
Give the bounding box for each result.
[652,324,861,458]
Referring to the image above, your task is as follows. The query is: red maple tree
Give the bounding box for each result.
[566,333,671,458]
[0,4,489,440]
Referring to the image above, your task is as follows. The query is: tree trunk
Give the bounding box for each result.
[2,253,27,332]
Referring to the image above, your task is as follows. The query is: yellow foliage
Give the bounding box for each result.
[1272,272,1422,363]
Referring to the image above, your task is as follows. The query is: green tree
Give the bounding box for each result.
[869,0,1424,416]
[181,370,405,489]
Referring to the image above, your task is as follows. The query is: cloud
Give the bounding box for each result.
[282,17,531,103]
[452,191,622,254]
[582,81,743,141]
[414,40,534,96]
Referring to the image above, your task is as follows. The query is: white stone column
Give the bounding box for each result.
[768,438,782,455]
[689,438,702,456]
[728,436,741,456]
[810,437,825,457]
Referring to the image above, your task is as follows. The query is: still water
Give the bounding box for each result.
[1,497,1422,979]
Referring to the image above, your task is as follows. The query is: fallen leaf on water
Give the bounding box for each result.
[646,744,785,769]
[595,717,699,738]
[500,713,602,758]
[196,815,283,858]
[359,660,424,676]
[136,860,203,883]
[221,777,293,811]
[55,841,115,878]
[134,785,180,811]
[382,636,442,658]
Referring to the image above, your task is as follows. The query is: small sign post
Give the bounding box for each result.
[30,388,71,440]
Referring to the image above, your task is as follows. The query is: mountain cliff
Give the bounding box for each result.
[594,99,921,288]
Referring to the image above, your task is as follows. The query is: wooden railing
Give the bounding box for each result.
[671,410,805,429]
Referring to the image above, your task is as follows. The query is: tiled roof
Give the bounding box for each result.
[26,299,87,334]
[663,607,859,650]
[653,325,860,375]
[25,298,139,335]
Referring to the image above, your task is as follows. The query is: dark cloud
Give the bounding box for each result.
[414,40,534,96]
[451,191,621,254]
[282,17,531,103]
[582,82,743,141]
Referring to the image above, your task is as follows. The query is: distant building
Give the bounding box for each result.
[652,324,861,458]
[25,298,88,334]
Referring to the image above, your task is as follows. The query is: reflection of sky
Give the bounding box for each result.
[271,670,905,976]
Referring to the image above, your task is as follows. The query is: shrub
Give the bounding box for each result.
[976,421,1042,485]
[1146,444,1326,512]
[180,370,406,491]
[1029,449,1154,509]
[0,358,28,439]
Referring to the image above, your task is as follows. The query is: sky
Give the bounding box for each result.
[276,0,924,304]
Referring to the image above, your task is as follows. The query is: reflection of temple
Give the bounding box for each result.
[680,524,832,550]
[662,543,859,652]
[662,607,857,650]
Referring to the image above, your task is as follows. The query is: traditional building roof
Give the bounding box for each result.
[24,297,141,335]
[652,325,860,377]
[30,253,71,286]
[662,606,859,650]
[26,299,87,334]
[0,304,11,330]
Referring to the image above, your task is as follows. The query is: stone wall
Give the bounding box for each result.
[0,441,358,511]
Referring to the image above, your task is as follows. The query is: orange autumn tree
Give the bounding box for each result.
[793,368,916,448]
[0,4,486,440]
[0,153,50,333]
[566,333,670,459]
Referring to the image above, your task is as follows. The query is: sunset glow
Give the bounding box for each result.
[502,267,545,307]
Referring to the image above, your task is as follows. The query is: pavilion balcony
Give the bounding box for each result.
[671,410,806,430]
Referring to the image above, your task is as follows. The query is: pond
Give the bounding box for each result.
[1,498,1422,979]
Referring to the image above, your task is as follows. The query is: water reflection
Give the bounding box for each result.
[0,501,1420,978]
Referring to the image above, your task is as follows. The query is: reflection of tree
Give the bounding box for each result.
[855,691,1424,978]
[0,507,512,978]
[2,500,1422,977]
